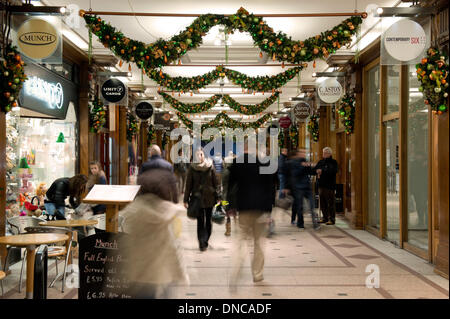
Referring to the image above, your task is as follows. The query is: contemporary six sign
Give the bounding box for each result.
[134,101,154,120]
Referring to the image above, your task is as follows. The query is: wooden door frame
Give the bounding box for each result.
[362,57,381,238]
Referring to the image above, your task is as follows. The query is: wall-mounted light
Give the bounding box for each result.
[374,6,434,17]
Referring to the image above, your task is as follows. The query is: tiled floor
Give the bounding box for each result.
[1,206,448,299]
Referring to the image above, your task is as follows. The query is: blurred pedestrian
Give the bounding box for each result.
[87,161,107,215]
[228,139,276,288]
[120,168,188,298]
[222,151,237,236]
[283,149,320,230]
[140,145,173,174]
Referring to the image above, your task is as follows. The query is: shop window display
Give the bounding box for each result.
[5,104,77,222]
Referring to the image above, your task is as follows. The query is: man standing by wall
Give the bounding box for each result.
[314,147,338,225]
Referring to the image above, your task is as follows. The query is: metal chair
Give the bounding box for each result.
[23,226,74,293]
[2,216,46,292]
[0,270,5,296]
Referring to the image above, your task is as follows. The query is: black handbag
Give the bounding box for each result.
[187,170,207,219]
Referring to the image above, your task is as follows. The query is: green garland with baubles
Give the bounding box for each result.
[278,128,285,147]
[416,47,448,114]
[289,125,299,148]
[159,91,279,115]
[1,44,27,113]
[307,114,320,142]
[147,124,156,146]
[127,112,139,142]
[82,7,363,71]
[149,65,304,92]
[177,111,272,130]
[338,93,355,134]
[89,97,108,133]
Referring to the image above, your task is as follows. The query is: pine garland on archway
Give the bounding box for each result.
[149,65,305,92]
[177,111,272,130]
[289,125,299,148]
[159,91,280,115]
[82,8,363,71]
[147,124,156,146]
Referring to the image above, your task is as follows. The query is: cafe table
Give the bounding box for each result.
[0,233,69,299]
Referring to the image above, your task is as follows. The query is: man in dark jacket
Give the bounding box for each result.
[314,147,338,225]
[228,141,276,286]
[140,145,173,174]
[284,149,320,230]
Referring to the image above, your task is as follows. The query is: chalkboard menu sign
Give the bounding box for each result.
[79,232,134,299]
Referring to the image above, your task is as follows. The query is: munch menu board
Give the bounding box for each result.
[79,232,134,299]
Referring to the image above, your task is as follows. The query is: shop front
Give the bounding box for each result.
[5,60,79,224]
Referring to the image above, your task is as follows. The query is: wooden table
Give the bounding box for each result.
[39,219,98,228]
[0,233,69,299]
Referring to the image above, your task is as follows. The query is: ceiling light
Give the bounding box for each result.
[59,6,66,14]
[376,7,383,15]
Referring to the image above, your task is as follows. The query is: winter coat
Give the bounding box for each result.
[119,193,189,286]
[212,156,224,173]
[278,153,288,176]
[285,158,314,190]
[140,155,173,174]
[45,177,77,208]
[184,159,221,209]
[137,168,179,204]
[227,153,276,213]
[314,157,338,190]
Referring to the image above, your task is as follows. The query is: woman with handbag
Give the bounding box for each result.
[184,149,221,251]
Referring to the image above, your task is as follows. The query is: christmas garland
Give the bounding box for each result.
[82,8,362,70]
[307,114,319,142]
[177,111,272,130]
[89,97,108,133]
[416,47,449,114]
[289,125,299,148]
[159,91,280,115]
[1,44,27,113]
[147,124,156,146]
[278,128,285,147]
[338,93,355,134]
[127,111,139,142]
[149,65,304,92]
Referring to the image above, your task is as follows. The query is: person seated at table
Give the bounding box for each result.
[119,167,187,299]
[44,174,88,220]
[87,161,108,215]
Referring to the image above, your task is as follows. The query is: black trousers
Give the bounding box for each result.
[319,187,336,222]
[197,207,213,249]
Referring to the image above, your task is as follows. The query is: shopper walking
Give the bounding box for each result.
[174,149,188,195]
[228,139,276,288]
[87,161,108,215]
[44,174,88,220]
[314,147,338,225]
[283,149,320,230]
[222,151,237,236]
[277,148,288,199]
[120,168,188,298]
[212,152,224,188]
[140,145,173,174]
[184,149,221,251]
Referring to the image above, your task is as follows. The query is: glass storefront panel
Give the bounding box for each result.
[386,65,400,114]
[385,119,400,245]
[367,65,380,229]
[407,64,429,251]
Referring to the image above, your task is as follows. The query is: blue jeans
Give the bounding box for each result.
[278,174,286,199]
[292,188,318,228]
[44,203,66,220]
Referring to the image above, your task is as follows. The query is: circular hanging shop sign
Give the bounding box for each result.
[101,78,126,103]
[135,101,154,120]
[17,18,59,60]
[279,116,292,128]
[384,19,426,62]
[293,102,311,120]
[317,78,343,104]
